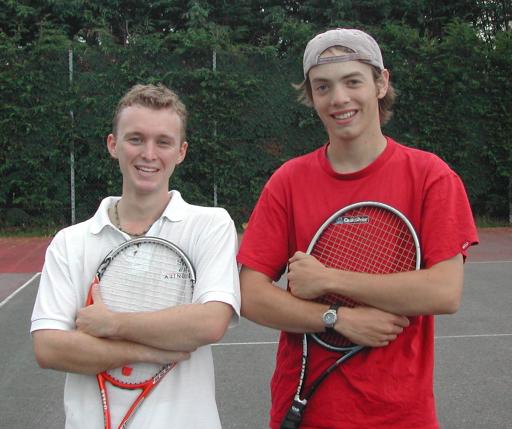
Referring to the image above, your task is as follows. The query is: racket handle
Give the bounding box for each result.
[280,398,306,429]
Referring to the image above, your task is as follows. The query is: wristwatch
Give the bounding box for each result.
[322,304,340,329]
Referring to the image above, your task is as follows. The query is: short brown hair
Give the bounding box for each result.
[112,84,188,141]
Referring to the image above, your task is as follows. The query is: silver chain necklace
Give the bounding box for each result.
[114,200,154,237]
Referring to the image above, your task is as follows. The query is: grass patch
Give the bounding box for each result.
[0,226,58,237]
[475,215,511,228]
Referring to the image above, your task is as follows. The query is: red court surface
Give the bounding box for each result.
[467,227,512,262]
[0,236,52,273]
[0,228,510,302]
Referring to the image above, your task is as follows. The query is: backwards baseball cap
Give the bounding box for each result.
[303,28,384,78]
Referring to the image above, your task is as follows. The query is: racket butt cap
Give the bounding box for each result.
[280,400,306,429]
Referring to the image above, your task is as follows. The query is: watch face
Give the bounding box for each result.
[324,310,337,325]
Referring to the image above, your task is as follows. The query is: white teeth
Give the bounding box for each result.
[137,167,158,173]
[334,111,356,120]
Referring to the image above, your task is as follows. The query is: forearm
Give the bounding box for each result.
[240,266,410,347]
[240,267,328,333]
[324,254,464,315]
[32,329,188,375]
[111,302,234,351]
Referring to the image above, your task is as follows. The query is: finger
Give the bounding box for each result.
[395,316,410,327]
[288,251,307,264]
[91,282,102,303]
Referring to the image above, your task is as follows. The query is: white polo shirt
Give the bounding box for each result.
[31,190,240,429]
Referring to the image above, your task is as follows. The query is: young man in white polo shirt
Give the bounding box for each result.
[31,84,240,428]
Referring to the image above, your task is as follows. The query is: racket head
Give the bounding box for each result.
[309,202,420,351]
[94,236,195,386]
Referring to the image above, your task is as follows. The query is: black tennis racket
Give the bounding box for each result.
[281,201,421,428]
[86,236,195,429]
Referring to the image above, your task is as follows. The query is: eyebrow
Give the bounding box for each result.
[124,131,177,141]
[310,71,366,84]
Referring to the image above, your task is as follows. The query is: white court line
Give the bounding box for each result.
[435,333,512,339]
[0,273,40,309]
[214,333,512,347]
[467,260,512,264]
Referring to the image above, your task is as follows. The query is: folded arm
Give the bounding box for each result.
[240,266,409,347]
[76,285,234,351]
[287,252,464,316]
[32,329,190,375]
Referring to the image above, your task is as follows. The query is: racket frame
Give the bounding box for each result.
[309,201,421,351]
[89,236,196,429]
[281,201,421,429]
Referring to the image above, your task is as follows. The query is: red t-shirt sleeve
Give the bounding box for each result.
[237,169,291,281]
[419,157,479,268]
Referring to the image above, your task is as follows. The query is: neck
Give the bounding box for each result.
[111,191,171,237]
[327,132,387,174]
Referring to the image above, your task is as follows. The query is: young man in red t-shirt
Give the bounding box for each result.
[237,28,478,428]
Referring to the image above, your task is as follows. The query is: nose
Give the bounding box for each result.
[141,141,157,160]
[331,84,350,106]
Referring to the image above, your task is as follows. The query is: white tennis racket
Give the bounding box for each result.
[86,236,195,429]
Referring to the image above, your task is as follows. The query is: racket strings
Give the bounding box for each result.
[313,209,417,274]
[100,244,193,313]
[101,267,190,309]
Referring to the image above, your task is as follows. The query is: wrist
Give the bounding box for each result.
[324,267,340,295]
[108,312,122,338]
[321,303,340,331]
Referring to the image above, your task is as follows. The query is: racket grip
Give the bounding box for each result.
[280,399,306,429]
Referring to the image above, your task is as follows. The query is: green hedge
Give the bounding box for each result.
[1,22,511,230]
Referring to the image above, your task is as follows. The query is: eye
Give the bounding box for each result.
[314,83,329,93]
[158,139,174,147]
[128,136,142,144]
[347,79,363,87]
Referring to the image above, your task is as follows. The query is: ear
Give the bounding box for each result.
[176,141,188,165]
[376,69,390,99]
[106,134,118,159]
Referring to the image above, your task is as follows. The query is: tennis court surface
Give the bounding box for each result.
[0,229,511,428]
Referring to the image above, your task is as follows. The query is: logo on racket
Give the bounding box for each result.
[334,215,369,225]
[163,259,192,280]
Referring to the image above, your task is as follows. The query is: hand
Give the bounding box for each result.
[336,306,410,348]
[141,348,192,366]
[288,251,330,299]
[76,283,118,338]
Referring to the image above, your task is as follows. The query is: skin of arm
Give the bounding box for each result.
[76,284,234,351]
[32,329,190,375]
[240,266,409,347]
[287,252,464,316]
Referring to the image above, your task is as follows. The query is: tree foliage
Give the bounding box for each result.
[0,0,511,229]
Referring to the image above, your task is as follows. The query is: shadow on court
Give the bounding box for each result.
[0,229,511,428]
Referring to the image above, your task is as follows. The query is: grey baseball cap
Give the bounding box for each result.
[303,28,384,78]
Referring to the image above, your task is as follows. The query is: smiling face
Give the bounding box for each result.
[308,53,389,144]
[107,105,187,198]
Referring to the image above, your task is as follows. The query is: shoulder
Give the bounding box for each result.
[50,218,94,248]
[391,138,456,177]
[185,204,234,226]
[176,198,235,235]
[47,197,116,255]
[265,146,324,189]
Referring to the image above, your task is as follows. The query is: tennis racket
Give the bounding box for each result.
[86,236,196,429]
[281,201,421,428]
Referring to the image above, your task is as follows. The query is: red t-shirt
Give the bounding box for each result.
[237,137,478,429]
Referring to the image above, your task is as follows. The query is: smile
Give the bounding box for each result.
[136,166,159,173]
[333,111,356,120]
